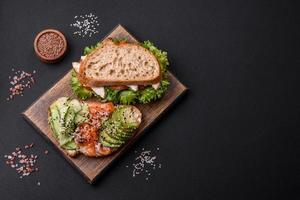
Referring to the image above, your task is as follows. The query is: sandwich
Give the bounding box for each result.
[71,38,170,104]
[48,97,142,157]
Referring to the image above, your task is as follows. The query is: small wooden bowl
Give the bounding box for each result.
[34,29,67,63]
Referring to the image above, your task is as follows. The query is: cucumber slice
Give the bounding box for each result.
[74,114,88,125]
[68,99,82,113]
[74,102,89,125]
[78,102,89,117]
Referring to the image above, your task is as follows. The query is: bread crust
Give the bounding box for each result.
[78,38,161,87]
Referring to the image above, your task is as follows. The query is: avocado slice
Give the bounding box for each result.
[53,97,69,121]
[99,106,141,147]
[103,120,133,139]
[62,140,77,150]
[101,129,124,145]
[111,106,141,129]
[99,137,121,148]
[48,107,60,138]
[112,129,132,142]
[49,105,65,139]
[49,98,77,146]
[64,107,76,129]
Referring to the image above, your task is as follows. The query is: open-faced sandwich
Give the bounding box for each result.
[71,39,170,104]
[48,97,142,157]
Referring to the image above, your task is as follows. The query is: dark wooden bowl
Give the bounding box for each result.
[34,29,67,63]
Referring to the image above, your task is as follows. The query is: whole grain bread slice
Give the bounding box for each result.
[78,39,161,87]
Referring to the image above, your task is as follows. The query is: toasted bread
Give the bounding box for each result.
[78,39,161,87]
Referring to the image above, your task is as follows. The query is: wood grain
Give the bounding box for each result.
[23,24,187,183]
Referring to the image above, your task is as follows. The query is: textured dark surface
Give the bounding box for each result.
[0,0,298,199]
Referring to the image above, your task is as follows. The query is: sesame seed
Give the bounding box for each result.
[70,13,100,38]
[127,147,162,181]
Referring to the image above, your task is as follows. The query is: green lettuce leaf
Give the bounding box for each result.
[112,38,128,44]
[84,42,100,55]
[142,40,169,76]
[119,90,138,105]
[138,79,170,104]
[71,70,93,100]
[105,87,120,103]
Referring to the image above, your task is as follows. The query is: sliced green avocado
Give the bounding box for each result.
[62,140,77,150]
[115,128,134,139]
[103,120,133,139]
[49,105,65,139]
[58,133,74,146]
[49,119,57,138]
[101,129,124,145]
[112,129,132,141]
[48,107,60,138]
[111,106,141,129]
[99,138,121,148]
[99,106,141,147]
[49,97,78,147]
[64,107,76,132]
[54,97,69,120]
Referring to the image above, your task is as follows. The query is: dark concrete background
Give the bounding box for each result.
[0,0,298,199]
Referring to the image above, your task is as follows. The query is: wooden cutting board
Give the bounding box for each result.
[23,24,187,183]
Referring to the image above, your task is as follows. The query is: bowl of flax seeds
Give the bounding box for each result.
[34,29,67,63]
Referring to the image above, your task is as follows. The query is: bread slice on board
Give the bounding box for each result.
[78,39,161,87]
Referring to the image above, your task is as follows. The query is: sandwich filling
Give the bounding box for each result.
[48,97,142,157]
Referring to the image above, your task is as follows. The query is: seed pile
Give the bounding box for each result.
[4,143,38,179]
[37,33,65,59]
[70,13,100,38]
[7,68,36,101]
[126,147,162,181]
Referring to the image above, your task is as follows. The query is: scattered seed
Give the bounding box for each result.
[6,69,36,101]
[70,13,100,38]
[127,146,162,181]
[4,143,39,178]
